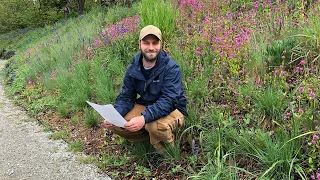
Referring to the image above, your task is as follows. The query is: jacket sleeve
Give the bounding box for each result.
[114,66,137,117]
[142,64,183,123]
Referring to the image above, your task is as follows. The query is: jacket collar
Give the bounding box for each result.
[130,50,169,80]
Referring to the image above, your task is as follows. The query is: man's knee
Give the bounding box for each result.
[124,104,146,120]
[145,119,174,143]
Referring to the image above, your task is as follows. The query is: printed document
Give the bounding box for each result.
[86,101,127,128]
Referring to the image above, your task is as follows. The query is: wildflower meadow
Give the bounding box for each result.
[2,0,320,179]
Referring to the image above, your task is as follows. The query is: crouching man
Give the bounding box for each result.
[101,25,187,151]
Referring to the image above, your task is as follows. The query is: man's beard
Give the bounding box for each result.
[141,51,159,62]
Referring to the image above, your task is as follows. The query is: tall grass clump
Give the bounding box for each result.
[139,0,176,42]
[253,86,287,125]
[105,3,139,24]
[189,108,242,179]
[6,6,106,95]
[91,55,117,104]
[235,118,304,179]
[83,107,100,127]
[68,61,91,108]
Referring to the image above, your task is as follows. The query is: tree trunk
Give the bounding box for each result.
[78,0,85,15]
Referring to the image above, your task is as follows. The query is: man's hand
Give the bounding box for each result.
[101,120,116,130]
[124,116,145,132]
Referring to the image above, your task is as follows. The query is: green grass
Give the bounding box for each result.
[131,140,154,165]
[139,0,176,45]
[236,130,303,179]
[105,3,139,24]
[57,103,70,117]
[3,1,320,179]
[83,107,100,128]
[49,130,70,141]
[76,155,97,164]
[253,86,288,123]
[69,141,84,153]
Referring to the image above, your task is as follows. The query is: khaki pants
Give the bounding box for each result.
[112,104,184,151]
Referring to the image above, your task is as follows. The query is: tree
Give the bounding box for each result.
[77,0,85,15]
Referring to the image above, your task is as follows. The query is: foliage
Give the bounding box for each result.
[83,107,100,128]
[131,140,154,165]
[0,1,63,33]
[49,129,70,141]
[253,86,287,123]
[69,140,84,152]
[139,0,176,43]
[99,0,138,7]
[4,0,320,179]
[104,3,139,24]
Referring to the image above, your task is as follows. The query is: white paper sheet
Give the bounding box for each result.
[86,101,127,128]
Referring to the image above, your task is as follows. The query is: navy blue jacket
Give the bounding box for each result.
[114,50,187,123]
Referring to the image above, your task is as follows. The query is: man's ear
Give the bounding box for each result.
[138,40,141,50]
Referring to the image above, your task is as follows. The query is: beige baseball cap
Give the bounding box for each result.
[139,25,162,41]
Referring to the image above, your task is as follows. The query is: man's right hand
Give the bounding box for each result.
[100,120,116,130]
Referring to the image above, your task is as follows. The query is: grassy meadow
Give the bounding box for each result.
[1,0,320,179]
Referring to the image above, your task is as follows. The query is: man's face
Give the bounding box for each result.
[139,34,161,62]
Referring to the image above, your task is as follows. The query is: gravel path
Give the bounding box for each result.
[0,60,111,180]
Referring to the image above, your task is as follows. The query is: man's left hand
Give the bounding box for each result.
[124,116,145,132]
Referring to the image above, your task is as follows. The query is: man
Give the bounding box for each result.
[101,25,187,151]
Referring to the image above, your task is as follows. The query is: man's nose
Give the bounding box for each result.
[148,44,155,51]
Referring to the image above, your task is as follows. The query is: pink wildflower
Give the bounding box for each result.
[298,87,304,92]
[300,60,306,65]
[310,92,315,99]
